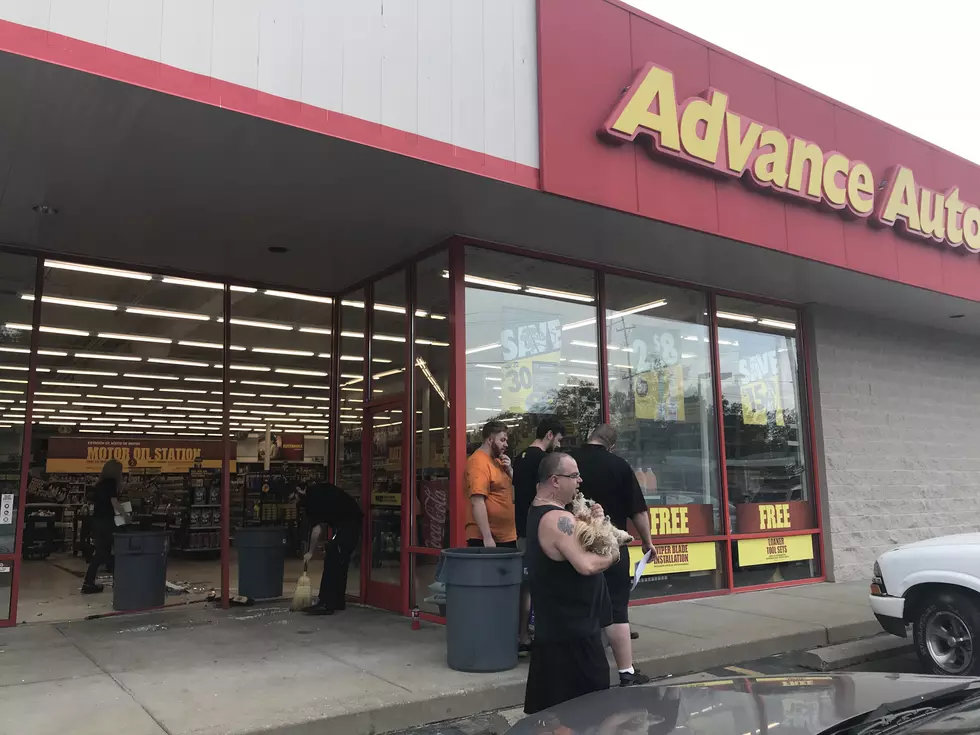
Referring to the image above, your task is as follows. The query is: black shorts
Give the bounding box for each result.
[465,539,518,548]
[523,632,610,715]
[603,548,631,625]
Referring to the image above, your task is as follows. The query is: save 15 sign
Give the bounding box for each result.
[738,350,785,426]
[500,319,562,414]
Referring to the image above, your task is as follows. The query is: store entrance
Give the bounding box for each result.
[361,400,405,612]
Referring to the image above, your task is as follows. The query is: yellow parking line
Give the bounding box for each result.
[725,665,764,677]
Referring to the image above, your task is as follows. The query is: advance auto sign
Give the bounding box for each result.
[601,63,980,252]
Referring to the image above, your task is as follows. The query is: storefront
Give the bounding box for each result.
[0,0,975,625]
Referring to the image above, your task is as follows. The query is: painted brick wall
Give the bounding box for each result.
[811,306,980,582]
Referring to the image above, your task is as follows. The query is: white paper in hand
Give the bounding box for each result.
[631,549,653,591]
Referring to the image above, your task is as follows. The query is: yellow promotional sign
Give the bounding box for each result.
[635,364,685,421]
[629,541,716,576]
[738,535,814,567]
[371,492,401,507]
[501,351,560,414]
[740,377,784,426]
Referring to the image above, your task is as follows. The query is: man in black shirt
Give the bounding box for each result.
[512,417,564,653]
[82,459,130,594]
[571,424,655,686]
[524,451,617,714]
[298,482,363,615]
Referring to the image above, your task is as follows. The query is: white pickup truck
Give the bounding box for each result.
[871,533,980,676]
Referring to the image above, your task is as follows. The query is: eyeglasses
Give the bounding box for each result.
[552,472,580,479]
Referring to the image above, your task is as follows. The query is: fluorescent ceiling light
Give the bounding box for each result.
[264,289,332,304]
[161,276,223,290]
[373,334,405,343]
[466,342,501,356]
[59,369,117,377]
[612,299,669,318]
[5,323,92,337]
[43,381,97,388]
[229,364,271,372]
[0,347,27,355]
[524,286,594,303]
[373,368,405,379]
[98,332,172,344]
[276,368,328,377]
[295,385,330,391]
[374,303,404,314]
[44,260,152,280]
[126,306,210,321]
[251,347,314,357]
[229,318,292,331]
[184,377,223,383]
[341,331,364,339]
[23,294,118,311]
[123,373,178,381]
[75,401,116,408]
[178,340,246,351]
[231,285,258,293]
[473,363,502,370]
[464,274,521,291]
[417,357,448,406]
[148,358,210,368]
[341,300,365,308]
[759,318,796,330]
[75,352,142,362]
[416,338,449,347]
[104,384,153,392]
[89,394,133,401]
[161,388,206,395]
[241,380,289,387]
[299,327,331,336]
[716,311,758,323]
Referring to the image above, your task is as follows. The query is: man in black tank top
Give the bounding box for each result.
[523,452,619,715]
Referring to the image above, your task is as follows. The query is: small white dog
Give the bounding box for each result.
[569,492,633,556]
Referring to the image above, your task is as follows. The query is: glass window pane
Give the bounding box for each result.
[0,252,34,620]
[606,277,720,540]
[229,285,332,598]
[25,260,224,620]
[414,254,450,549]
[630,541,725,600]
[464,247,600,455]
[716,297,818,585]
[411,553,444,616]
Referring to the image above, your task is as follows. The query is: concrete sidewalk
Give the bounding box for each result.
[0,581,878,735]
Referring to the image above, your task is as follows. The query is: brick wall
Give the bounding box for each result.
[810,306,980,582]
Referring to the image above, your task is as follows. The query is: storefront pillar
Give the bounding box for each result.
[448,243,466,548]
[707,293,734,591]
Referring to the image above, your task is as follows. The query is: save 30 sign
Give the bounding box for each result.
[500,319,561,413]
[738,350,785,426]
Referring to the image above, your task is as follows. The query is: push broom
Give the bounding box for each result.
[291,562,313,611]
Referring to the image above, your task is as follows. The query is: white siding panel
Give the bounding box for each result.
[416,0,452,145]
[299,0,344,112]
[342,0,383,124]
[257,0,303,101]
[107,0,163,62]
[0,0,51,31]
[0,0,541,169]
[513,0,538,168]
[380,0,418,134]
[482,0,515,163]
[50,0,108,46]
[161,0,214,77]
[451,0,484,155]
[211,0,260,90]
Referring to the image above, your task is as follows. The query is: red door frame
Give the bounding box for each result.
[360,396,407,613]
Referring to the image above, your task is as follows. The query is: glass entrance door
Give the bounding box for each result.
[362,401,404,611]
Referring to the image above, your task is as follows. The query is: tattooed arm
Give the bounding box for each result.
[540,510,619,576]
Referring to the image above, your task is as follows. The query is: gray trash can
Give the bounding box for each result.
[113,531,168,611]
[439,547,523,673]
[236,526,285,599]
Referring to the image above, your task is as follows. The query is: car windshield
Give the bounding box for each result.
[898,692,980,734]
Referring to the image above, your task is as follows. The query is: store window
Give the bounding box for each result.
[229,285,332,600]
[24,261,225,620]
[336,291,366,600]
[411,253,451,615]
[716,297,818,587]
[605,276,724,599]
[0,252,35,621]
[464,248,600,456]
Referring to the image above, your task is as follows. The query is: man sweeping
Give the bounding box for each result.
[297,481,363,615]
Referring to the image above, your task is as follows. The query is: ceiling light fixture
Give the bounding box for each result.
[716,311,758,323]
[275,368,328,377]
[74,353,142,362]
[299,327,332,336]
[758,318,796,330]
[126,306,210,321]
[148,358,210,368]
[524,286,595,303]
[123,373,179,381]
[264,290,332,304]
[44,260,152,281]
[228,318,293,331]
[59,369,117,377]
[251,347,315,357]
[98,332,173,344]
[22,295,119,311]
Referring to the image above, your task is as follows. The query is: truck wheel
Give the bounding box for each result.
[913,590,980,676]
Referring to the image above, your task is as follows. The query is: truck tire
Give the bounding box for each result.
[913,589,980,676]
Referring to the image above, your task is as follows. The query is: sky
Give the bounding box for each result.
[624,0,980,165]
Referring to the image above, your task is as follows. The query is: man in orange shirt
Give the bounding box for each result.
[465,420,516,547]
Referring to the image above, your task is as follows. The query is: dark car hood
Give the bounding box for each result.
[505,673,974,735]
